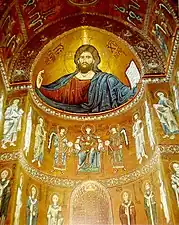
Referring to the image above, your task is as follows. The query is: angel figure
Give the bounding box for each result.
[48,127,73,171]
[105,125,128,173]
[74,124,104,172]
[32,117,46,167]
[132,113,148,164]
[153,92,179,139]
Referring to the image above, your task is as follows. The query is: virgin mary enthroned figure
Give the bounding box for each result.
[36,44,138,113]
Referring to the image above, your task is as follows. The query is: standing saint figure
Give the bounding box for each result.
[1,99,24,149]
[171,162,179,207]
[74,125,103,172]
[105,126,128,172]
[32,117,46,167]
[48,127,73,171]
[172,86,179,112]
[26,186,38,225]
[0,169,11,225]
[144,182,157,225]
[132,113,148,164]
[24,107,32,157]
[144,101,155,150]
[47,194,64,225]
[36,44,138,113]
[159,172,170,224]
[119,191,136,225]
[153,92,179,139]
[14,175,23,225]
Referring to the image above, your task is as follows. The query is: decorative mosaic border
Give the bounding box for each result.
[166,29,179,79]
[0,152,19,161]
[18,149,160,188]
[158,145,179,154]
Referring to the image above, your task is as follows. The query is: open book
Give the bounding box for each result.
[126,60,141,88]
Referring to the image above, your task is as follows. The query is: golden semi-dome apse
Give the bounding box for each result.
[0,0,178,225]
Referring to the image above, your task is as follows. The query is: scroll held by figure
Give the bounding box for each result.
[35,44,140,113]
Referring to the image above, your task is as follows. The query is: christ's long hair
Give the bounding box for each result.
[74,45,102,72]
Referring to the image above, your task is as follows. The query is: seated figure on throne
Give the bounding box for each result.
[74,125,104,172]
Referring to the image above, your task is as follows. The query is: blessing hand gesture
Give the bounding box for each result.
[36,70,44,88]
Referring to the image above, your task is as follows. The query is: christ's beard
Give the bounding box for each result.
[78,62,94,73]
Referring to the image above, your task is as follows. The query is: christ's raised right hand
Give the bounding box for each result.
[36,70,44,88]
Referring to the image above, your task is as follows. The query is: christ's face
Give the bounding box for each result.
[78,52,95,73]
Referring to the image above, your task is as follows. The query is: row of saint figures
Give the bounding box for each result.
[0,168,175,225]
[28,112,151,172]
[1,91,179,172]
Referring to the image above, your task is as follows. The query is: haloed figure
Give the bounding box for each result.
[171,163,179,208]
[32,117,46,167]
[153,92,179,139]
[14,175,23,225]
[132,113,148,164]
[0,170,11,225]
[75,126,103,172]
[36,44,137,113]
[26,186,38,225]
[144,182,157,225]
[47,194,64,225]
[2,99,24,149]
[119,191,136,225]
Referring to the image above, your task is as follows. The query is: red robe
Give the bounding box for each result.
[40,77,91,104]
[119,201,136,225]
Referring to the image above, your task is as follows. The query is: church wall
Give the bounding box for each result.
[0,81,178,224]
